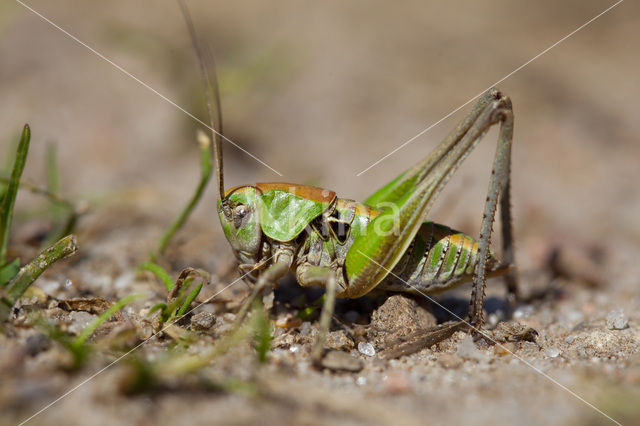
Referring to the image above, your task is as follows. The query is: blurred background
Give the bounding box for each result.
[1,0,638,231]
[1,0,639,423]
[1,0,638,268]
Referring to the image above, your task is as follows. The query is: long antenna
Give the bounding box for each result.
[177,0,226,201]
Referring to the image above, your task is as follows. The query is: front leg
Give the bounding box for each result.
[297,265,338,366]
[233,260,289,328]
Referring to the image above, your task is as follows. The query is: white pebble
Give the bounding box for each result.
[487,313,500,327]
[356,376,367,386]
[299,322,312,336]
[606,308,628,330]
[545,346,561,358]
[456,334,482,360]
[67,311,96,335]
[358,342,376,357]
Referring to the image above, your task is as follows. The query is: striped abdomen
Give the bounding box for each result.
[377,221,509,295]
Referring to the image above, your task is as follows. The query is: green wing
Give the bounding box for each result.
[259,189,330,242]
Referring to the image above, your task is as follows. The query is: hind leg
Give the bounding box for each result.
[468,96,515,329]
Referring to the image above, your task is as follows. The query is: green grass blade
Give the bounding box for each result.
[177,281,202,316]
[148,302,168,316]
[139,261,175,291]
[252,302,272,364]
[0,234,77,321]
[72,294,141,348]
[0,124,30,266]
[164,285,190,322]
[297,293,325,320]
[155,131,212,256]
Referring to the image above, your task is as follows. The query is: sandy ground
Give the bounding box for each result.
[1,0,639,425]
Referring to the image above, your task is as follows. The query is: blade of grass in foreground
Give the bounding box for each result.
[0,234,78,320]
[252,301,272,364]
[176,281,203,316]
[139,261,175,291]
[154,130,212,257]
[0,124,30,266]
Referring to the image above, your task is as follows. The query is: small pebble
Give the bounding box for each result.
[545,346,561,358]
[190,311,216,330]
[606,308,628,330]
[358,342,376,357]
[356,376,367,386]
[325,330,355,351]
[487,313,500,327]
[456,335,482,360]
[299,322,313,336]
[564,335,575,344]
[67,311,97,335]
[137,320,155,339]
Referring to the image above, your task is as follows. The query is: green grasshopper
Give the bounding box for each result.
[180,2,518,365]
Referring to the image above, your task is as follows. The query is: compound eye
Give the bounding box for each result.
[235,204,248,217]
[233,204,249,227]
